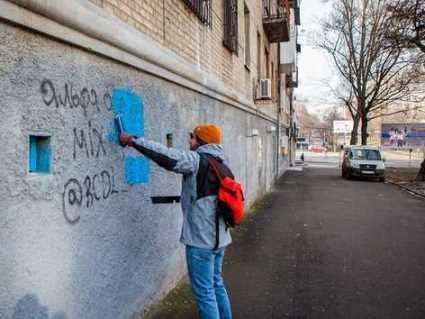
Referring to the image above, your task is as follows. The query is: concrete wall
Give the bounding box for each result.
[0,14,279,319]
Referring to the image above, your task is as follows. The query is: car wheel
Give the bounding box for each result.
[379,176,385,182]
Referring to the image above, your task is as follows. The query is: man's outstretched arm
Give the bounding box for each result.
[120,133,198,175]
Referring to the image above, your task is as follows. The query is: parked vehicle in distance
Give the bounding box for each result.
[342,145,385,182]
[309,145,326,153]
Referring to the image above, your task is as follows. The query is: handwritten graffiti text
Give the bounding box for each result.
[62,167,119,224]
[40,79,112,117]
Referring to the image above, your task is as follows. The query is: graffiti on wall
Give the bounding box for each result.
[62,167,119,224]
[40,80,150,224]
[72,120,107,160]
[111,88,150,185]
[40,79,112,115]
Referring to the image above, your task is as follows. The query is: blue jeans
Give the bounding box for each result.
[185,245,232,319]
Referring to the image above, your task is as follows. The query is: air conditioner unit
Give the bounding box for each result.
[256,79,272,100]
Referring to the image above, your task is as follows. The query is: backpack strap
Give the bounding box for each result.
[199,154,224,251]
[205,157,223,183]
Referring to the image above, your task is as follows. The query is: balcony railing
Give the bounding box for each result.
[262,0,290,42]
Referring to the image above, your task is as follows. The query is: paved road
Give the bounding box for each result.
[147,167,425,319]
[297,150,423,169]
[224,167,425,319]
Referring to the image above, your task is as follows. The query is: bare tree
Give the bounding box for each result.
[385,0,425,181]
[320,0,424,145]
[322,106,346,128]
[385,0,425,53]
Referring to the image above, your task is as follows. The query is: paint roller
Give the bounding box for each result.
[115,115,125,135]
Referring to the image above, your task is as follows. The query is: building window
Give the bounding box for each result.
[223,0,238,54]
[244,3,251,68]
[182,0,212,26]
[257,31,261,80]
[271,61,275,99]
[265,46,270,78]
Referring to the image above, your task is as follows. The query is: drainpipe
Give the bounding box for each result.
[277,42,281,177]
[289,89,294,166]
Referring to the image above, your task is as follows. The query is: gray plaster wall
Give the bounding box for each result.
[0,21,280,319]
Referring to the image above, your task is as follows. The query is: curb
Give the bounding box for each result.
[387,180,425,200]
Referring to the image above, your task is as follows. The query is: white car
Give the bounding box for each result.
[341,146,385,182]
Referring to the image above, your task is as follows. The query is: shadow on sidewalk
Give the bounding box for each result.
[141,276,197,319]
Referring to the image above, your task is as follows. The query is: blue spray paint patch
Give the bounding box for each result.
[125,156,150,184]
[29,136,51,173]
[112,89,144,137]
[110,88,150,184]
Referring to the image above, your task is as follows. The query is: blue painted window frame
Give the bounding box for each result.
[29,135,51,173]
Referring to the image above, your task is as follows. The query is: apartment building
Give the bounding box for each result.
[89,0,301,164]
[0,0,300,318]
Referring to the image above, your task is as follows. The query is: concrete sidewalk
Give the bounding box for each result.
[144,167,425,319]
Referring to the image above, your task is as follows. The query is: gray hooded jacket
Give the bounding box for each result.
[132,137,232,250]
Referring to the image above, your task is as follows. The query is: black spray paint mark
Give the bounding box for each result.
[92,174,101,201]
[62,178,83,224]
[40,79,108,116]
[83,176,93,208]
[72,120,107,160]
[103,92,112,111]
[73,128,89,159]
[62,167,119,224]
[40,79,58,107]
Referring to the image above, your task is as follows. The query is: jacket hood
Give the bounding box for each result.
[196,144,225,160]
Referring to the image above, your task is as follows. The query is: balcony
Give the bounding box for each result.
[262,0,290,42]
[289,0,301,25]
[280,36,297,74]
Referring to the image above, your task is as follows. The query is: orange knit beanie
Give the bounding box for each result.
[194,123,221,144]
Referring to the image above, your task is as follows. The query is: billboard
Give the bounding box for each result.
[333,120,354,134]
[381,123,425,148]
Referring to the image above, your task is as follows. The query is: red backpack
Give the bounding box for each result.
[205,157,245,227]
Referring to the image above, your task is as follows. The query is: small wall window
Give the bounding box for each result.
[29,135,51,173]
[166,133,173,147]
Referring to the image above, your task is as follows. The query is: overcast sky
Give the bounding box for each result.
[296,0,338,115]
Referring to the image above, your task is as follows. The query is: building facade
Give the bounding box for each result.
[0,0,300,318]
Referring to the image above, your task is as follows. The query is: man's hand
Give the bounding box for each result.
[119,133,134,147]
